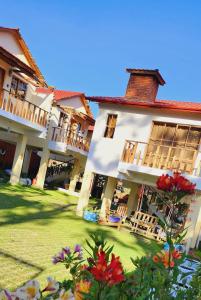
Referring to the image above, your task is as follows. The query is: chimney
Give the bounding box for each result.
[125,69,165,102]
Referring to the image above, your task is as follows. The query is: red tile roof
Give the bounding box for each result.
[35,87,53,94]
[36,88,83,100]
[35,88,93,118]
[54,90,83,101]
[87,96,201,114]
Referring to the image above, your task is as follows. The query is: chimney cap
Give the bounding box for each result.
[126,68,165,85]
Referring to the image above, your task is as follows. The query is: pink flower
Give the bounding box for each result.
[42,277,59,294]
[52,251,65,264]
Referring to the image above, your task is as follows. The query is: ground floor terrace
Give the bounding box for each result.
[0,183,160,291]
[77,171,201,252]
[0,130,87,194]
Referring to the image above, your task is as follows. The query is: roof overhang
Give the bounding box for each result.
[0,46,38,80]
[59,105,95,125]
[87,96,201,114]
[0,27,47,86]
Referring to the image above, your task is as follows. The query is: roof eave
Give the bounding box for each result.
[87,97,201,114]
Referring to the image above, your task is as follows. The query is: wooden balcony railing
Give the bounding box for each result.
[0,89,49,127]
[51,127,90,152]
[121,140,201,176]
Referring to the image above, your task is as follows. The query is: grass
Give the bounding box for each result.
[0,183,160,290]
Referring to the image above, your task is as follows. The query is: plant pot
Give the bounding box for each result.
[109,216,121,223]
[83,210,98,223]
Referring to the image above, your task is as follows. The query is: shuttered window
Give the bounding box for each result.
[104,114,117,138]
[144,122,201,173]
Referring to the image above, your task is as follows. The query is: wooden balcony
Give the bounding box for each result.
[51,127,90,153]
[0,89,49,128]
[121,140,201,176]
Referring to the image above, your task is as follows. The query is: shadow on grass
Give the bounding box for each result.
[82,226,160,257]
[0,183,78,226]
[0,249,44,289]
[0,183,159,258]
[0,199,77,226]
[0,183,49,196]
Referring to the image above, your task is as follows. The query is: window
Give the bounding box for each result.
[144,122,201,173]
[104,114,117,138]
[58,112,69,127]
[10,76,27,100]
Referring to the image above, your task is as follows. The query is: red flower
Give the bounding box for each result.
[156,172,195,195]
[156,174,172,192]
[172,249,181,260]
[89,250,125,286]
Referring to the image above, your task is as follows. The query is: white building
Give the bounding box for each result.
[77,68,201,251]
[0,26,94,190]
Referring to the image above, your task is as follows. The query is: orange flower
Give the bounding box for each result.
[74,280,91,300]
[153,250,180,269]
[80,264,88,271]
[152,255,160,263]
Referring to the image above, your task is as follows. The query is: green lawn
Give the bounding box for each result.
[0,184,160,290]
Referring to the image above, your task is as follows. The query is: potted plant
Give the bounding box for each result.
[83,207,99,223]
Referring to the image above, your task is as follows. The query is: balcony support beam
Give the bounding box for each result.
[10,134,27,185]
[34,145,50,189]
[68,159,80,192]
[126,182,139,216]
[76,171,95,216]
[185,193,201,252]
[100,176,117,219]
[22,148,32,175]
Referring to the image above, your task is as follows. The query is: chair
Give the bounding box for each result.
[99,204,128,230]
[130,211,165,241]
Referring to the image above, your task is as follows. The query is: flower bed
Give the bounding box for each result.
[1,173,201,299]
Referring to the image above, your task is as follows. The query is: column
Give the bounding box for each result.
[10,135,27,185]
[34,146,50,189]
[185,193,201,252]
[68,159,80,192]
[100,176,117,219]
[22,148,32,175]
[127,182,138,216]
[76,171,95,216]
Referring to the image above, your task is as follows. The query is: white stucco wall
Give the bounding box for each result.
[0,32,30,65]
[32,92,53,113]
[57,96,86,114]
[86,103,201,179]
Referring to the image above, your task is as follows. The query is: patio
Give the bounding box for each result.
[0,183,160,291]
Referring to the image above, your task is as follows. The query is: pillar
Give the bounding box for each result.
[185,193,201,252]
[22,148,32,175]
[69,159,80,192]
[76,171,95,216]
[34,146,50,189]
[10,135,27,185]
[127,182,138,216]
[100,176,117,219]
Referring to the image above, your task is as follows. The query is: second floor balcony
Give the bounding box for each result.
[0,88,49,130]
[49,126,91,155]
[119,140,201,178]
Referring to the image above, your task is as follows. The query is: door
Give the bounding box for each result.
[0,67,5,108]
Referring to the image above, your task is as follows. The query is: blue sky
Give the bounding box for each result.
[1,0,201,117]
